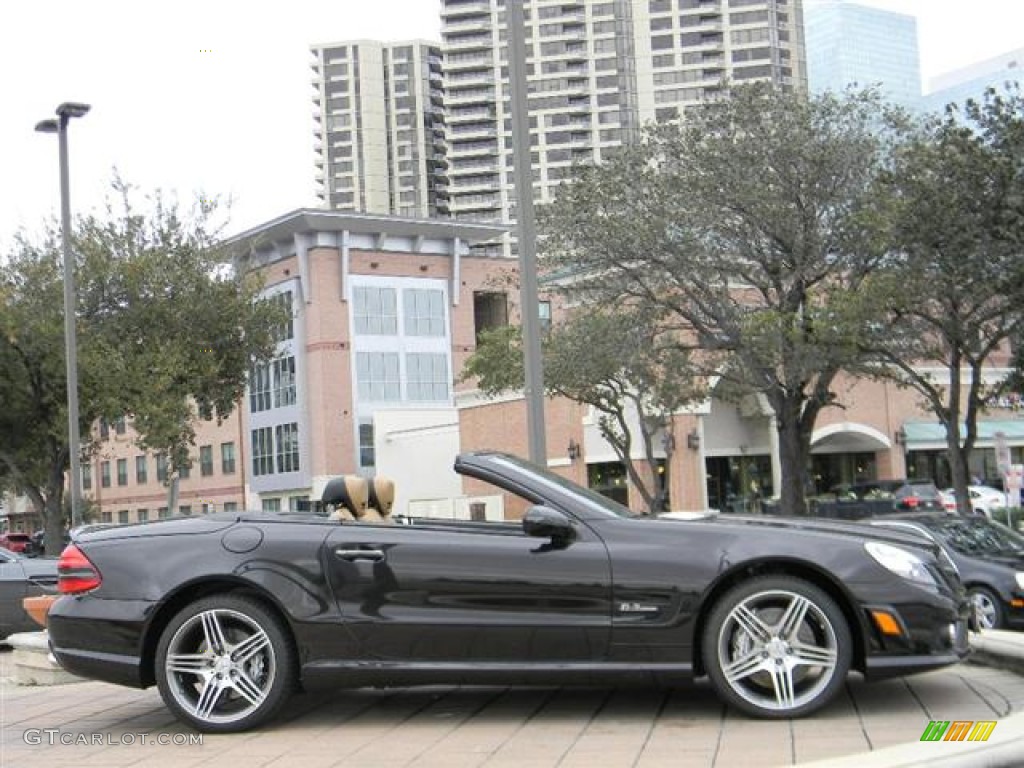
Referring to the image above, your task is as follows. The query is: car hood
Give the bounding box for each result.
[659,512,938,552]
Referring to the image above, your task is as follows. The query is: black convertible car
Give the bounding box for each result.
[49,452,970,732]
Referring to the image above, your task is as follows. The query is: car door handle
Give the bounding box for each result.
[335,548,385,562]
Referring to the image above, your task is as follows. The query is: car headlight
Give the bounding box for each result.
[865,541,937,588]
[1016,572,1024,591]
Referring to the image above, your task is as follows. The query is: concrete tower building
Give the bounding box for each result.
[311,40,450,218]
[441,0,807,254]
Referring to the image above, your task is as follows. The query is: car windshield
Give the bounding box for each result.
[930,518,1024,557]
[486,454,634,519]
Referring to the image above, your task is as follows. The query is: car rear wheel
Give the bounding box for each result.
[155,594,296,732]
[969,586,1004,630]
[702,576,852,718]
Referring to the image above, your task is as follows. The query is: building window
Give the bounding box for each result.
[356,352,401,401]
[82,463,92,490]
[289,496,310,513]
[137,508,149,522]
[99,419,110,440]
[179,505,192,516]
[156,454,168,483]
[135,455,148,484]
[473,291,508,341]
[359,422,375,468]
[223,502,238,513]
[276,423,300,473]
[221,442,236,474]
[273,356,297,407]
[403,288,446,337]
[101,461,111,488]
[252,427,275,476]
[539,301,552,333]
[158,506,169,519]
[353,286,398,335]
[270,290,294,342]
[250,362,272,412]
[115,416,126,435]
[262,498,281,513]
[200,445,214,476]
[101,511,112,523]
[179,460,191,480]
[118,509,130,524]
[406,353,449,401]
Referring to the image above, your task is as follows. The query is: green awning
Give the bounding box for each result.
[902,420,1024,445]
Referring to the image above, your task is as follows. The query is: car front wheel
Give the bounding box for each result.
[703,576,852,718]
[969,586,1004,630]
[155,594,296,732]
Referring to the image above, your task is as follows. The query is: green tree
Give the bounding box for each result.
[0,180,284,552]
[463,309,701,513]
[868,86,1024,514]
[541,84,904,515]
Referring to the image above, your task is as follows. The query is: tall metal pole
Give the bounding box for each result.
[57,114,84,530]
[37,102,90,530]
[507,0,547,464]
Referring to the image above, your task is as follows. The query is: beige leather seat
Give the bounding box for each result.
[363,477,395,524]
[322,475,369,522]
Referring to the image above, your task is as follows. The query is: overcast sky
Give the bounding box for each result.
[1,0,1021,250]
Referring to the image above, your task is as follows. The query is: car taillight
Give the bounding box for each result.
[57,544,102,594]
[904,496,920,508]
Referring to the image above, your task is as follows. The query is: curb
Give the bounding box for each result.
[794,629,1024,768]
[967,630,1024,676]
[793,711,1024,767]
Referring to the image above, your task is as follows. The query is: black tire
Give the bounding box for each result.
[968,586,1004,630]
[702,576,852,719]
[155,594,296,732]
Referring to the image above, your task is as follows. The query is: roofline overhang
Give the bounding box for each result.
[221,208,509,260]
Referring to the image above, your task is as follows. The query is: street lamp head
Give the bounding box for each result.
[34,119,59,134]
[56,102,91,119]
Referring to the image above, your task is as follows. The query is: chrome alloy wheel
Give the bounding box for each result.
[970,589,1000,630]
[716,589,840,712]
[164,608,277,726]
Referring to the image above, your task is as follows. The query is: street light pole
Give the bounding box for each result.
[507,0,547,465]
[36,102,90,530]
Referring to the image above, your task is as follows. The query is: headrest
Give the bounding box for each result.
[321,475,369,518]
[369,477,395,517]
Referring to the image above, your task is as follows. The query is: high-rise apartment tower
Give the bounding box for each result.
[441,0,807,253]
[311,40,450,217]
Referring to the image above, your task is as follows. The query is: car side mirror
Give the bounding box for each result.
[522,506,575,544]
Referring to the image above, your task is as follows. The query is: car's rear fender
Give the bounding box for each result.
[690,557,869,678]
[138,576,300,688]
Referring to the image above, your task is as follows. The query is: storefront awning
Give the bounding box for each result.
[902,420,1024,447]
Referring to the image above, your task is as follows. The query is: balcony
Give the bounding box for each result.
[441,0,492,18]
[444,33,493,52]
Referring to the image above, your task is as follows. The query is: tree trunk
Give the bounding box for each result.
[166,474,180,516]
[775,398,813,517]
[43,449,67,555]
[946,421,972,517]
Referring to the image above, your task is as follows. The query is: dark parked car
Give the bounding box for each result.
[49,452,970,732]
[815,479,946,519]
[0,548,58,640]
[865,514,1024,631]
